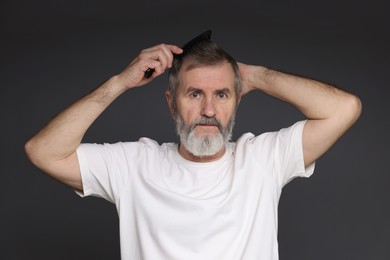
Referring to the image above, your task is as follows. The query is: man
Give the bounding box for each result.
[25,31,361,259]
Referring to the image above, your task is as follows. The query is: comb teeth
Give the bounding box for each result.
[144,30,212,78]
[179,30,212,57]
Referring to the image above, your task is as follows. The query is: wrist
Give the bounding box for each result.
[109,74,133,94]
[252,66,270,90]
[241,65,268,94]
[88,75,130,105]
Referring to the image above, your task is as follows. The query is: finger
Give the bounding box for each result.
[141,59,161,74]
[138,44,183,78]
[140,46,168,72]
[160,46,175,68]
[145,44,183,64]
[145,48,171,73]
[155,44,176,70]
[141,58,164,77]
[164,44,183,55]
[156,48,169,71]
[165,45,183,68]
[145,44,182,55]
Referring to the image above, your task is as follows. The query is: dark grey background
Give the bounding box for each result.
[1,0,389,259]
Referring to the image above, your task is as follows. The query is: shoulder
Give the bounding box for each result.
[78,137,171,160]
[234,121,306,151]
[121,138,178,162]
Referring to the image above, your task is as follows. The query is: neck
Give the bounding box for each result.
[178,144,226,162]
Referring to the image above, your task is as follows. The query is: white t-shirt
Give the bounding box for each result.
[76,120,315,260]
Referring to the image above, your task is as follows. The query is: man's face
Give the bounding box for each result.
[166,61,238,159]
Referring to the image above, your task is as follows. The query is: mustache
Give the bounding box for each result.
[190,116,223,131]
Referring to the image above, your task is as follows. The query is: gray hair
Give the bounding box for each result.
[168,40,242,112]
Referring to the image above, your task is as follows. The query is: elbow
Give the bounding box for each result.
[348,94,362,123]
[341,94,362,128]
[25,139,37,165]
[24,138,44,168]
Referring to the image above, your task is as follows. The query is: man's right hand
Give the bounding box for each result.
[117,44,183,89]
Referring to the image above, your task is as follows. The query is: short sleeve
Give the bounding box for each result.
[274,120,315,187]
[75,141,145,203]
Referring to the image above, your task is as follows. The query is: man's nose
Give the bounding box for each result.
[201,98,216,118]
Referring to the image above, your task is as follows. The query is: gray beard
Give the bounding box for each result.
[175,114,235,158]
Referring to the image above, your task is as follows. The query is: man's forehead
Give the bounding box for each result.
[181,57,228,72]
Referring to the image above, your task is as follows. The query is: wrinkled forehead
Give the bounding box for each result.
[177,59,236,94]
[180,55,229,72]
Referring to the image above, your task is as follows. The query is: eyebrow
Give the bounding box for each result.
[185,86,201,93]
[185,86,232,94]
[215,88,232,94]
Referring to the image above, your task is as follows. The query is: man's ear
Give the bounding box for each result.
[165,90,175,118]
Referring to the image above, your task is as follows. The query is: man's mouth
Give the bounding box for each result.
[195,124,221,135]
[197,123,217,127]
[196,123,219,129]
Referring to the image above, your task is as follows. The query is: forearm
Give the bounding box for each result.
[245,66,361,122]
[25,75,126,166]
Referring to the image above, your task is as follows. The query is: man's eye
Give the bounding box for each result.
[216,92,227,99]
[190,92,201,98]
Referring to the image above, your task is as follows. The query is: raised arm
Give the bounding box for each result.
[238,63,362,167]
[25,44,182,191]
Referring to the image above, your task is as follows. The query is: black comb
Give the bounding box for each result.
[144,30,212,78]
[177,30,212,58]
